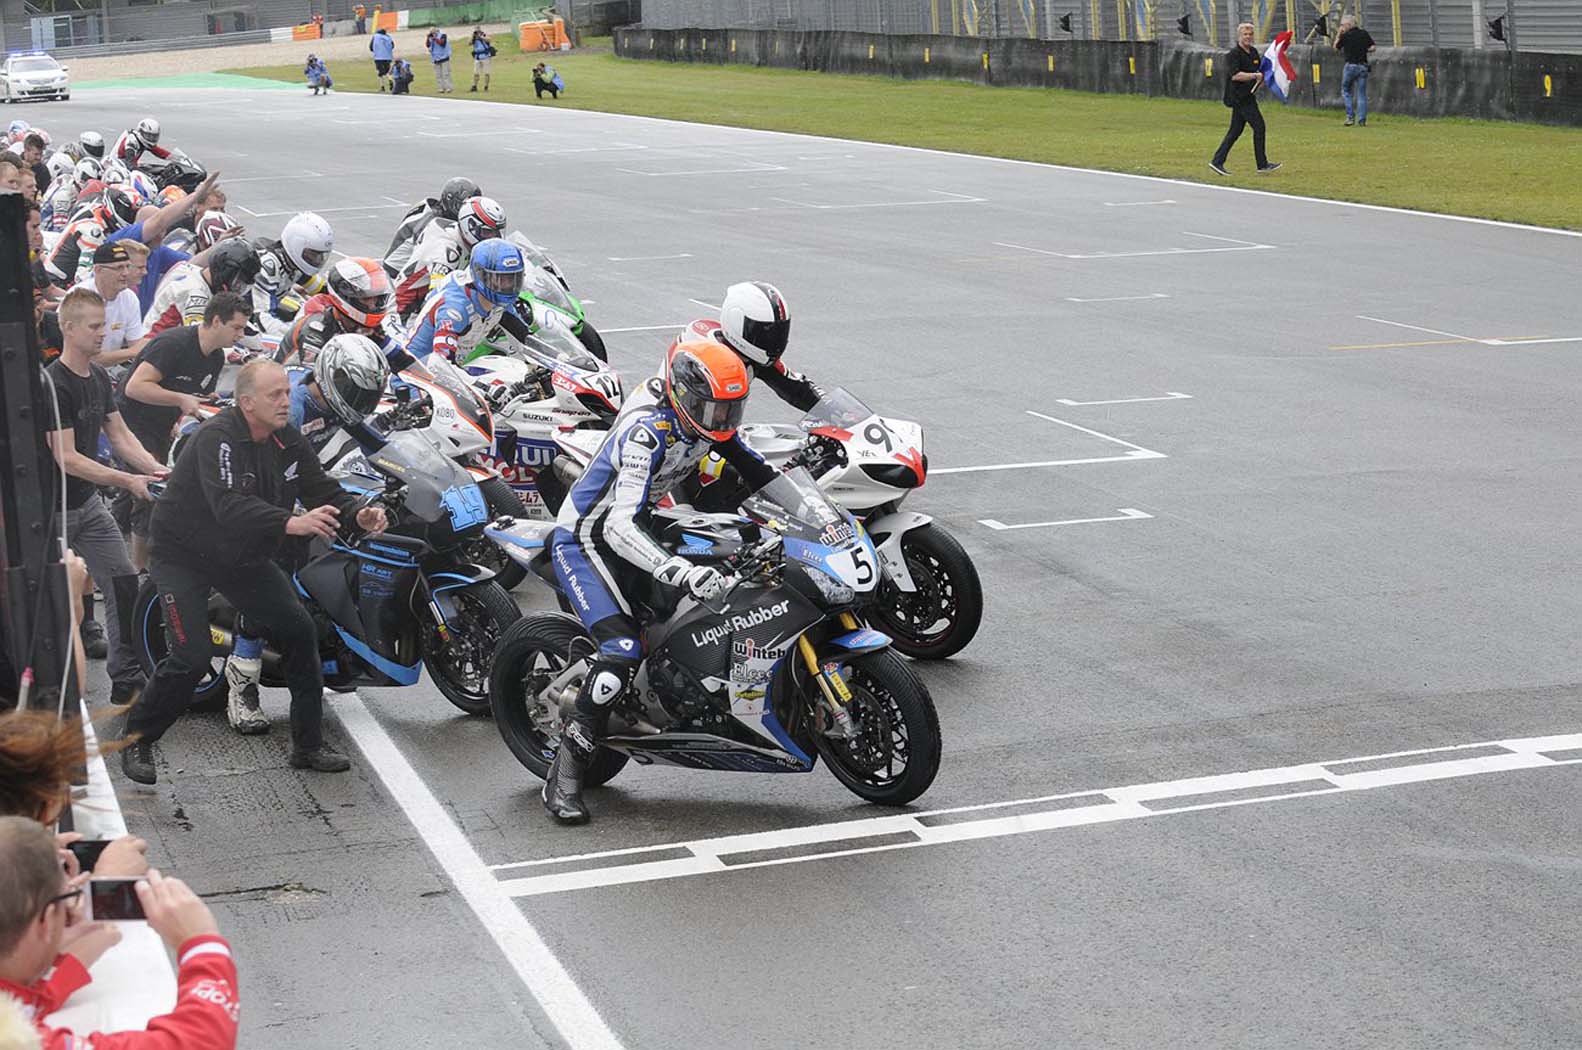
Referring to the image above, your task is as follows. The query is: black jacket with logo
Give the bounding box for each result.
[151,405,357,568]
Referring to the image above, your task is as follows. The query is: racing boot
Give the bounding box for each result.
[542,713,598,825]
[224,655,270,735]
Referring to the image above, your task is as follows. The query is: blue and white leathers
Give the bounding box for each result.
[550,377,772,637]
[406,269,504,361]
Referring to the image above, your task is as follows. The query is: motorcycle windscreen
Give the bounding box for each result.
[523,265,578,316]
[369,430,479,526]
[798,388,874,431]
[411,355,494,444]
[739,466,853,541]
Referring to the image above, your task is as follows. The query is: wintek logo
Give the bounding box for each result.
[690,600,791,649]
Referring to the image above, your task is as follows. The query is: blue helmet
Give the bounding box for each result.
[469,239,525,308]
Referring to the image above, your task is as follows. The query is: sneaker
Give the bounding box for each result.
[81,619,108,660]
[1208,161,1230,176]
[1344,118,1355,126]
[121,741,156,785]
[289,745,351,772]
[224,658,269,735]
[1357,120,1367,126]
[109,678,144,707]
[1258,162,1283,173]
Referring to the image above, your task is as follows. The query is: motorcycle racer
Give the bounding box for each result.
[406,239,534,363]
[393,195,504,316]
[679,281,825,413]
[277,256,405,367]
[383,175,481,273]
[541,339,777,825]
[143,238,260,335]
[40,156,101,232]
[111,116,172,170]
[252,211,334,319]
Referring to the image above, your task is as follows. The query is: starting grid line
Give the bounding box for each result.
[489,732,1582,899]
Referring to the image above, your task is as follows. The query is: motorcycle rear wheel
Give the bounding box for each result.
[489,613,629,786]
[421,581,521,716]
[870,524,983,661]
[131,578,229,713]
[813,650,940,806]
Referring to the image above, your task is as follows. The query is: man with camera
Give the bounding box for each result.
[121,360,387,785]
[0,816,239,1050]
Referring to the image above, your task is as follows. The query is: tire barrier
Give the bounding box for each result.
[614,27,1582,127]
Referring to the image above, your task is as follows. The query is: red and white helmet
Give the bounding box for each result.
[455,195,506,250]
[195,209,243,251]
[325,257,394,332]
[718,281,790,367]
[131,116,161,151]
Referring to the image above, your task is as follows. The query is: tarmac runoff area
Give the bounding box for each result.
[60,82,1582,1050]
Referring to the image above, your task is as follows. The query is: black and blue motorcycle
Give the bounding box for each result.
[485,467,941,805]
[132,428,520,716]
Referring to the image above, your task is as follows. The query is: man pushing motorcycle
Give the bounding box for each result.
[541,339,777,825]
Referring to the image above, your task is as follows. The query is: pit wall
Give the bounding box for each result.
[613,26,1582,127]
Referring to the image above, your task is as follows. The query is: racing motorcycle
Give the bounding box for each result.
[485,466,941,806]
[555,389,982,661]
[133,427,520,716]
[138,148,207,194]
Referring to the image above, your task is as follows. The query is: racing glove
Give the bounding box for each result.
[655,557,727,601]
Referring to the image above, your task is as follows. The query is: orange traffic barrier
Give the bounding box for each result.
[291,22,321,40]
[519,16,569,51]
[373,10,400,31]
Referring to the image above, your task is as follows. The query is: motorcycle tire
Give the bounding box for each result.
[813,649,940,806]
[576,321,608,363]
[421,581,521,716]
[131,578,228,713]
[472,475,528,591]
[869,524,983,661]
[488,613,629,786]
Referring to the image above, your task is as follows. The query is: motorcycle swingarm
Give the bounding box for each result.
[862,511,932,593]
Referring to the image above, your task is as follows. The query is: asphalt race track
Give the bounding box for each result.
[59,82,1582,1049]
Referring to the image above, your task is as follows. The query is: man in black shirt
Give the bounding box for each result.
[1210,22,1281,176]
[117,291,250,570]
[1336,15,1377,126]
[43,288,169,706]
[121,360,389,784]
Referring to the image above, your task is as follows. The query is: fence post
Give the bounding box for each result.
[1504,0,1517,50]
[1470,0,1483,48]
[1426,0,1438,47]
[1389,0,1401,45]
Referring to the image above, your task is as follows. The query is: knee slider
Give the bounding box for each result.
[582,654,637,708]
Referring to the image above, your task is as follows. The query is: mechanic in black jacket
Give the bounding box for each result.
[121,359,389,784]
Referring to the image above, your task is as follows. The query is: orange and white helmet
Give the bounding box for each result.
[325,256,394,332]
[665,339,751,442]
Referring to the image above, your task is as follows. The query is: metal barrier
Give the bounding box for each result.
[636,0,1582,53]
[48,29,274,60]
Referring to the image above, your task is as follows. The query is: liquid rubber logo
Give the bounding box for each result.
[689,599,791,649]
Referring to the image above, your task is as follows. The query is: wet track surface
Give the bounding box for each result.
[59,83,1582,1048]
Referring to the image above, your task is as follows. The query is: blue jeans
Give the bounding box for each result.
[1342,63,1369,123]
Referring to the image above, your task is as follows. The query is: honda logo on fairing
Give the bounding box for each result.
[689,600,791,648]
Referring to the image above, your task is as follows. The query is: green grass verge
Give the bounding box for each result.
[227,37,1582,230]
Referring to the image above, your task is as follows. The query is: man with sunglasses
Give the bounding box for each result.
[0,816,239,1049]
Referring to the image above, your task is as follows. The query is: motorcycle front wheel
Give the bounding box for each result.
[813,649,940,806]
[421,581,520,716]
[489,613,629,786]
[869,524,983,661]
[131,578,229,713]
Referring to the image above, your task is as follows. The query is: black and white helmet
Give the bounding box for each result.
[101,187,141,231]
[455,196,506,250]
[132,116,161,151]
[79,131,106,159]
[314,334,390,426]
[718,281,791,367]
[438,176,482,220]
[73,157,103,187]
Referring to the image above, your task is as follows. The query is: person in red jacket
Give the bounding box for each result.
[0,817,239,1050]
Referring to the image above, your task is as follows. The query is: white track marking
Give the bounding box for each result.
[1056,392,1192,405]
[606,253,693,262]
[418,127,547,138]
[380,194,409,205]
[601,324,690,333]
[979,508,1152,530]
[1484,336,1582,346]
[1024,410,1166,455]
[491,732,1582,898]
[688,298,721,311]
[511,143,650,155]
[1104,199,1176,207]
[770,189,985,210]
[237,203,406,218]
[931,449,1164,475]
[1356,314,1481,342]
[222,170,325,183]
[618,164,788,176]
[1065,293,1172,303]
[997,233,1273,260]
[332,694,625,1050]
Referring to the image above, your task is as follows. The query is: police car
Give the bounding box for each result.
[1,52,70,103]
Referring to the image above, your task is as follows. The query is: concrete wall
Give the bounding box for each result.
[614,25,1582,126]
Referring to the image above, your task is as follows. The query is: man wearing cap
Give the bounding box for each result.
[86,242,149,373]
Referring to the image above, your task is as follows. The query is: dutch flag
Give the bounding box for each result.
[1260,30,1298,103]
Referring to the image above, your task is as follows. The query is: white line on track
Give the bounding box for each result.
[606,253,693,262]
[1066,293,1172,303]
[1104,199,1177,207]
[1356,315,1582,348]
[236,203,408,218]
[1056,392,1193,405]
[771,189,985,210]
[1485,336,1582,346]
[979,508,1152,530]
[418,128,547,138]
[222,171,325,183]
[488,732,1582,898]
[688,298,721,311]
[1024,410,1166,454]
[997,232,1273,260]
[618,164,788,176]
[932,411,1168,474]
[510,143,650,155]
[332,693,625,1050]
[601,324,689,333]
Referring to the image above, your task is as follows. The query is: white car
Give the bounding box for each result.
[1,52,70,103]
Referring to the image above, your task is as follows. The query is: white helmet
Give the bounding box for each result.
[128,170,159,202]
[5,120,27,140]
[72,157,103,186]
[455,196,506,250]
[280,211,334,281]
[132,116,161,150]
[314,334,390,426]
[100,158,130,185]
[47,149,76,180]
[718,281,791,366]
[78,131,105,159]
[195,209,244,251]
